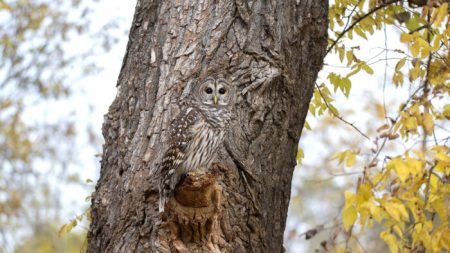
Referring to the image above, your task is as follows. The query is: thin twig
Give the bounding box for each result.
[422,10,434,212]
[325,57,405,69]
[423,166,436,209]
[305,171,364,183]
[408,24,430,34]
[326,0,401,56]
[315,83,371,140]
[421,11,433,152]
[383,25,389,121]
[370,84,425,186]
[354,235,369,253]
[343,1,362,32]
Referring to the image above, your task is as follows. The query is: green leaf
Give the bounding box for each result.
[405,17,420,32]
[395,58,406,71]
[443,104,450,119]
[296,147,304,166]
[361,63,374,75]
[58,219,77,237]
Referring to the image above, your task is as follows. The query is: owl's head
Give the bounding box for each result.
[195,78,234,107]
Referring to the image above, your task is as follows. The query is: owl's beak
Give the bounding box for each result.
[213,95,218,105]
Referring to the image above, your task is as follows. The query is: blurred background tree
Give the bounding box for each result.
[13,224,86,253]
[0,0,129,252]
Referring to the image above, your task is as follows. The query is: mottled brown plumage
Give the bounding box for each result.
[159,78,234,212]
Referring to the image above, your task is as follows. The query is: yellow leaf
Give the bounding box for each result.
[354,26,368,40]
[331,151,346,165]
[342,206,357,231]
[443,104,450,120]
[346,66,361,78]
[346,50,353,65]
[304,120,311,130]
[416,37,431,59]
[405,157,423,176]
[409,104,420,119]
[335,246,347,253]
[404,116,418,131]
[346,152,356,167]
[400,33,413,43]
[296,147,304,166]
[357,183,372,203]
[411,42,420,57]
[435,153,450,163]
[433,3,448,26]
[431,145,449,153]
[338,47,345,62]
[0,1,12,11]
[332,150,358,167]
[58,219,77,237]
[431,198,447,223]
[395,58,406,71]
[432,34,441,51]
[344,191,356,207]
[439,228,450,251]
[422,113,434,135]
[375,104,387,119]
[380,231,399,253]
[388,157,409,183]
[393,71,404,86]
[369,203,383,223]
[361,63,374,75]
[409,64,421,81]
[384,201,409,222]
[393,225,403,238]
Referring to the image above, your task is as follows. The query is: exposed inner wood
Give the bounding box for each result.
[160,171,223,252]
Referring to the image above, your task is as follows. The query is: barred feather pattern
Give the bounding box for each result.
[159,104,231,212]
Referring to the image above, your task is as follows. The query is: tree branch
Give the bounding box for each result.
[315,83,371,140]
[326,0,402,56]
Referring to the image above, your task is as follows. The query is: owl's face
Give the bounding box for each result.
[196,78,234,107]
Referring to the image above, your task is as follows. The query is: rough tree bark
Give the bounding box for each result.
[87,0,328,252]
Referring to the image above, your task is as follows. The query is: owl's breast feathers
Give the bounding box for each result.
[159,105,232,212]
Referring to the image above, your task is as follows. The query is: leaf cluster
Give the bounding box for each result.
[296,1,449,252]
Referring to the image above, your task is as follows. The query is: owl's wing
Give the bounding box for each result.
[162,107,200,173]
[159,107,201,212]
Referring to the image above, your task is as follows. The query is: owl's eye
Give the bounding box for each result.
[218,88,226,94]
[205,87,213,94]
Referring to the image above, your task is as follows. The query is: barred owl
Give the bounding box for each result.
[159,78,234,213]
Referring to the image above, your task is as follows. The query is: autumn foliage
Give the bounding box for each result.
[302,0,449,252]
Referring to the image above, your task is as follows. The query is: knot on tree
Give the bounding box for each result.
[159,164,227,253]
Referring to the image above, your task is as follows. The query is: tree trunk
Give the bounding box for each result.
[87,0,328,252]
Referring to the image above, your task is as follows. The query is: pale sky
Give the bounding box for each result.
[58,0,135,227]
